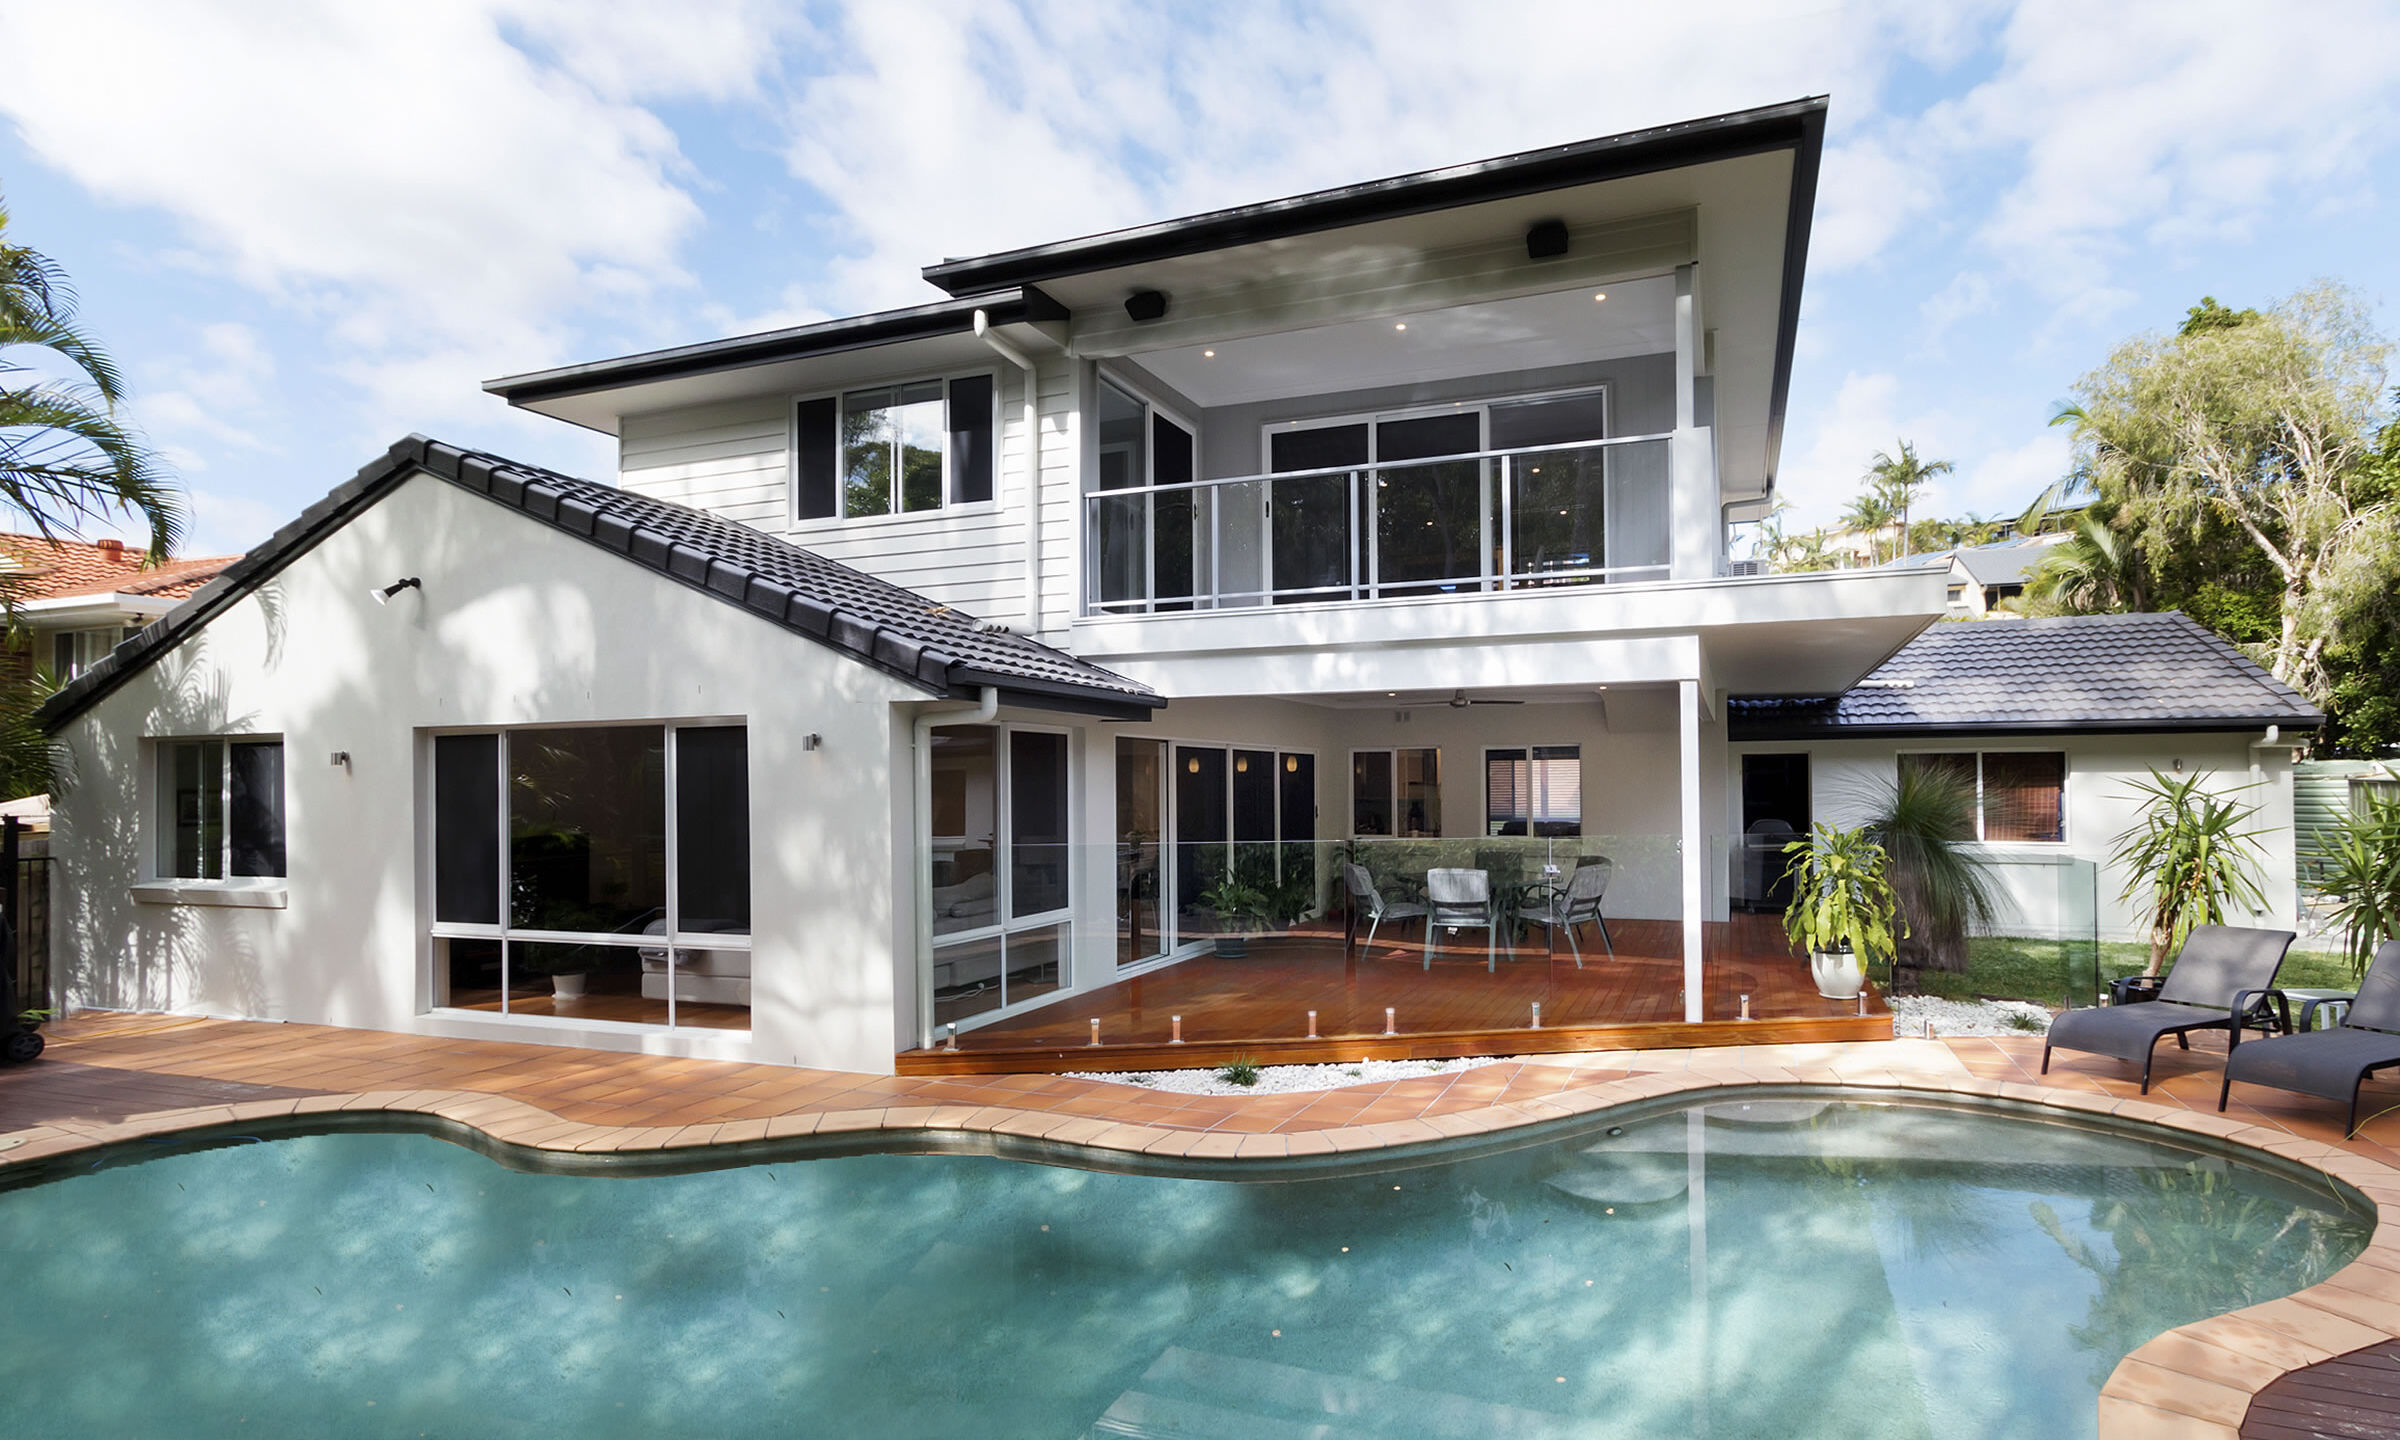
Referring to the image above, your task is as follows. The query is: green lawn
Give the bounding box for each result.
[1903,938,2358,1009]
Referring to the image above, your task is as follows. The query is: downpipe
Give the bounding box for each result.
[912,686,998,1050]
[973,310,1042,636]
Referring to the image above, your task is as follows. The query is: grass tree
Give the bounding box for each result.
[1868,763,1999,981]
[2109,769,2268,977]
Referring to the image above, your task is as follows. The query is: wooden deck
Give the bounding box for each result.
[901,914,1889,1075]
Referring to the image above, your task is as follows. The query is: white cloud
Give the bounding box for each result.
[1950,429,2072,520]
[184,488,291,558]
[1776,372,1957,528]
[0,0,779,448]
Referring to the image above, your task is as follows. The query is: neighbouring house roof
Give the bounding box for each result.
[38,436,1163,730]
[1727,612,2323,740]
[0,534,237,604]
[482,287,1067,410]
[1870,534,2062,589]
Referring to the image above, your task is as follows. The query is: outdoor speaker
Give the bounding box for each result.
[1124,289,1169,322]
[1525,219,1569,259]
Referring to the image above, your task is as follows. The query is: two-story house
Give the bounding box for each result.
[39,97,2316,1074]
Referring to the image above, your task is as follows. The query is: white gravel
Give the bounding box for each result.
[1889,994,2055,1038]
[1065,1055,1508,1096]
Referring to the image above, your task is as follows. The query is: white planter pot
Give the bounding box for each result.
[1809,949,1865,1001]
[551,973,587,999]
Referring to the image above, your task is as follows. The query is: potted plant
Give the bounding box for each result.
[1780,822,1904,1001]
[1199,876,1270,958]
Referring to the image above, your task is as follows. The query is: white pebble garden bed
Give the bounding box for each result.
[1888,994,2054,1038]
[1065,1055,1507,1097]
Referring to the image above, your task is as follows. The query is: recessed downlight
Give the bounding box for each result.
[1593,292,1607,302]
[1393,322,1407,332]
[1202,349,1215,358]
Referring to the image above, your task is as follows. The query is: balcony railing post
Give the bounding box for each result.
[1497,454,1513,590]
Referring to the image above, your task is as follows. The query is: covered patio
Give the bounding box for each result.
[901,912,1886,1074]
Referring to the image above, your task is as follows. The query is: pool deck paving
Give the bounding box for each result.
[6,1010,2400,1439]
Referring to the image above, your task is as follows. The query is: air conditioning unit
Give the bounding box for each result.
[1729,559,1767,577]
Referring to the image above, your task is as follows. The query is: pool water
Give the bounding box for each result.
[0,1098,2369,1439]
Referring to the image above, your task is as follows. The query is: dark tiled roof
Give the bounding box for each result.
[1728,612,2322,739]
[40,436,1160,729]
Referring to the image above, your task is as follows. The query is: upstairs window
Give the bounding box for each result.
[51,627,121,680]
[794,374,995,522]
[157,738,285,880]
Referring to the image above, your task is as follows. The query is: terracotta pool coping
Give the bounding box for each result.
[2,1058,2391,1436]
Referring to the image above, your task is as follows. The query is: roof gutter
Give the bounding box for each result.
[911,685,999,1051]
[974,310,1043,636]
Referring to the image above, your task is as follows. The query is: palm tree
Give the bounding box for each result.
[1863,440,1953,560]
[1839,492,1897,566]
[1,195,181,559]
[2015,509,2147,614]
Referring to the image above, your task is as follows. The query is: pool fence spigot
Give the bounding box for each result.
[1383,1007,1397,1037]
[1170,1015,1183,1044]
[944,1022,958,1052]
[1306,1009,1319,1039]
[1087,1019,1102,1047]
[1530,1001,1541,1029]
[1738,994,1750,1021]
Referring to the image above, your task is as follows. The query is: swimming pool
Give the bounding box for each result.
[0,1094,2369,1438]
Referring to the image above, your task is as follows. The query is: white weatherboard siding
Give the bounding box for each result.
[51,470,927,1075]
[618,353,1081,637]
[1729,731,2304,945]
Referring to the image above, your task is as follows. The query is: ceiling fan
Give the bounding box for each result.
[1449,689,1524,708]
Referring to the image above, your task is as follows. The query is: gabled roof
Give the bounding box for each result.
[0,534,237,603]
[1872,534,2061,589]
[1727,612,2322,740]
[39,436,1161,730]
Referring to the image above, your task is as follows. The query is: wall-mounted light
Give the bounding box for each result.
[1284,755,1298,773]
[1235,755,1249,774]
[1187,755,1200,773]
[802,733,823,752]
[329,751,352,770]
[371,576,422,605]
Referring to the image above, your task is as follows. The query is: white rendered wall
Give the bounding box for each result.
[1726,731,2304,945]
[51,470,927,1074]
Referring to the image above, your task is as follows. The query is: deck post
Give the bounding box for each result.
[1679,678,1704,1023]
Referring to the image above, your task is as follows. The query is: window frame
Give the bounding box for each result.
[925,720,1082,1035]
[51,626,121,681]
[1482,744,1583,838]
[424,717,753,1031]
[786,367,1002,530]
[146,735,287,885]
[1895,747,2070,846]
[1085,367,1198,614]
[1348,746,1442,838]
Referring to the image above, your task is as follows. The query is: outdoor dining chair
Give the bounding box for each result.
[1522,857,1615,965]
[2041,924,2296,1093]
[1424,867,1500,972]
[2218,939,2400,1138]
[1343,862,1427,953]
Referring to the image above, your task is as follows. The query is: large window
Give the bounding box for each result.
[155,738,285,880]
[1089,378,1197,613]
[930,724,1072,1028]
[1899,751,2067,844]
[431,722,750,1030]
[1485,745,1581,837]
[1351,748,1440,837]
[794,373,995,521]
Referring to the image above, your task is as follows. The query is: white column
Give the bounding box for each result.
[1680,677,1705,1023]
[1669,263,1718,580]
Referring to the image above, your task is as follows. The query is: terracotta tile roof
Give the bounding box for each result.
[0,534,238,603]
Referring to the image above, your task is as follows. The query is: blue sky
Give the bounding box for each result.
[3,0,2397,557]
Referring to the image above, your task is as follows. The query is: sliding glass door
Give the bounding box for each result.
[1115,737,1167,969]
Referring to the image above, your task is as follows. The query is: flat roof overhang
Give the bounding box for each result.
[483,287,1067,436]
